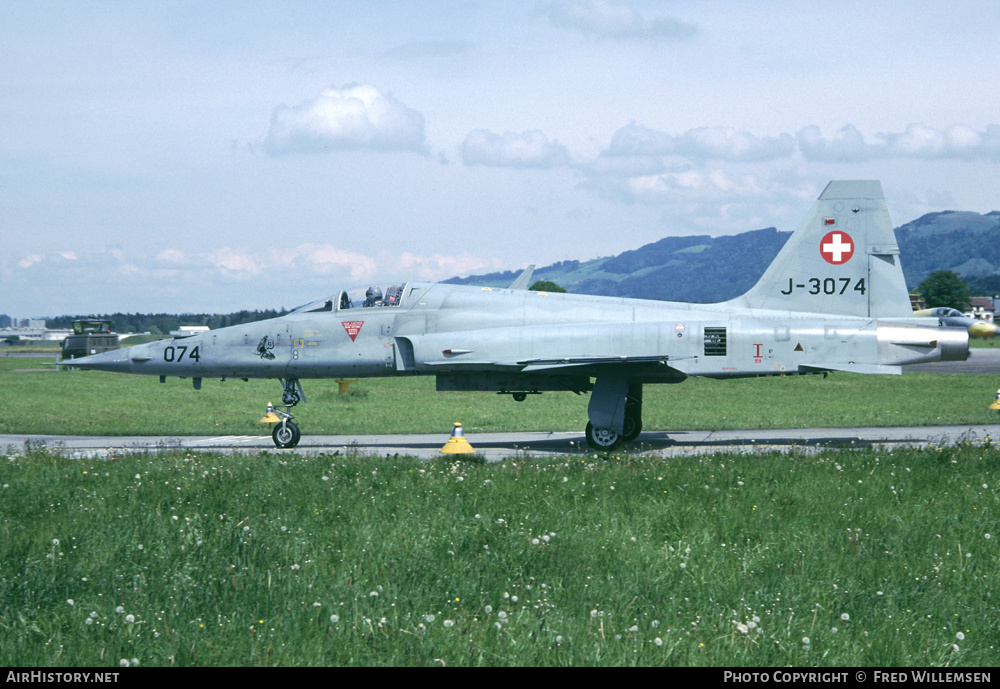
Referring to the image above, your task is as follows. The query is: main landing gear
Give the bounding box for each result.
[584,381,643,451]
[269,378,304,449]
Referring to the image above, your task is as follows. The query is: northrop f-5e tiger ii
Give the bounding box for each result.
[70,181,969,449]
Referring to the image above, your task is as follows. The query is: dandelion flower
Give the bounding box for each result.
[329,615,339,624]
[484,605,493,614]
[125,614,135,623]
[425,614,435,623]
[115,606,124,614]
[654,637,663,646]
[802,637,810,645]
[67,599,74,606]
[841,613,850,621]
[444,620,454,628]
[956,632,965,641]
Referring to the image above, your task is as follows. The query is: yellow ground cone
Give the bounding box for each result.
[336,379,359,394]
[440,422,475,454]
[260,402,281,423]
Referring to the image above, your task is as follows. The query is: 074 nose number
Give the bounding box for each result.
[163,345,201,362]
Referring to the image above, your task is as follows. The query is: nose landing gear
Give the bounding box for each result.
[267,378,304,448]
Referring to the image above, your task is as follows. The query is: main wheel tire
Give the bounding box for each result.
[585,422,623,451]
[621,413,642,442]
[272,421,301,448]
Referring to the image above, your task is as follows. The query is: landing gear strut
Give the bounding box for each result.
[269,378,304,449]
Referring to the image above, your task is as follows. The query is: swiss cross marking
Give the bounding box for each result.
[820,231,854,265]
[341,321,364,342]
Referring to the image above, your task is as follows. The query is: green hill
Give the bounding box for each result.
[447,211,1000,301]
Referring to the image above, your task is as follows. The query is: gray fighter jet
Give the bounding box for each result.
[70,181,968,449]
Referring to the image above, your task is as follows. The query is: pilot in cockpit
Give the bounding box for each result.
[363,286,383,307]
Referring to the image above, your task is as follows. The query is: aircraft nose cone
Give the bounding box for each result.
[67,348,132,373]
[969,321,1000,338]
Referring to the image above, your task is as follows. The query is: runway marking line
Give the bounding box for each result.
[188,436,260,446]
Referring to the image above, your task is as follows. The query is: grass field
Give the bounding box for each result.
[1,355,999,437]
[0,444,996,666]
[2,353,998,666]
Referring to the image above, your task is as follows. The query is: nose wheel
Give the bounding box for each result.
[272,419,301,448]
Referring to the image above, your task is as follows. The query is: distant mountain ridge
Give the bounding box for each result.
[446,210,1000,302]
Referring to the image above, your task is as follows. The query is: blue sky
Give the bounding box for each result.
[3,0,999,317]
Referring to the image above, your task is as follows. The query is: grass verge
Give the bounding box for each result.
[1,444,997,666]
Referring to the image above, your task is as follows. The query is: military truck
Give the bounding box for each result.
[61,319,120,359]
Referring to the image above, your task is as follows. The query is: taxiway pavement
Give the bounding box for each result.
[3,424,999,461]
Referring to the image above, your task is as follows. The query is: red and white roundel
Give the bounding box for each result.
[820,231,854,265]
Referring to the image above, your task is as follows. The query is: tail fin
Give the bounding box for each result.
[729,180,911,318]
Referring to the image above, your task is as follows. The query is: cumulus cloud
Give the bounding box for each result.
[393,251,507,280]
[798,123,1000,162]
[208,244,377,280]
[540,0,697,40]
[677,128,795,162]
[601,121,1000,166]
[461,129,571,168]
[265,84,427,155]
[796,124,871,162]
[604,122,676,156]
[604,123,794,162]
[623,170,767,204]
[4,244,513,315]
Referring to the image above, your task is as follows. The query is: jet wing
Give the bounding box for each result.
[518,355,674,372]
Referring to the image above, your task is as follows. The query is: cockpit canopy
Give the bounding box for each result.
[928,307,965,318]
[291,284,408,314]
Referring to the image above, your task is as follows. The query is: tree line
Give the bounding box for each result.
[44,309,288,335]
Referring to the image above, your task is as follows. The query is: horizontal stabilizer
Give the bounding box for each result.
[799,363,901,375]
